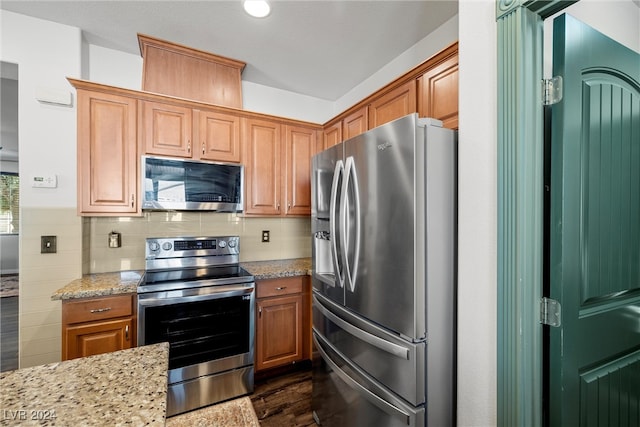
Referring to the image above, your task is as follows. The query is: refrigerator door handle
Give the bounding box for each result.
[313,294,410,360]
[341,156,361,293]
[313,331,411,425]
[329,160,345,288]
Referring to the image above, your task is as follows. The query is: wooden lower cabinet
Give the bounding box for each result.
[255,276,311,372]
[62,294,136,361]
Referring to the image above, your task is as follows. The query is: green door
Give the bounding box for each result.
[549,13,640,426]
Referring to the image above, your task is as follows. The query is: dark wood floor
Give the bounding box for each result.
[250,366,315,426]
[0,296,19,372]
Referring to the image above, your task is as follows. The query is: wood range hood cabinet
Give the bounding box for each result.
[138,33,246,108]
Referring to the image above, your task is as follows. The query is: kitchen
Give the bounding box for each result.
[1,1,638,426]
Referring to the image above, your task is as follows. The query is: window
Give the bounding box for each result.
[0,173,19,234]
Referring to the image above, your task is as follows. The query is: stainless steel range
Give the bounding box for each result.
[137,235,255,417]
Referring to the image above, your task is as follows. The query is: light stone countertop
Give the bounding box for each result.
[240,257,312,280]
[0,342,169,426]
[51,258,312,301]
[51,270,144,301]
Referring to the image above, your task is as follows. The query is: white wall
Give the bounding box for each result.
[334,15,458,116]
[457,1,497,425]
[1,11,79,209]
[1,10,84,368]
[87,44,143,90]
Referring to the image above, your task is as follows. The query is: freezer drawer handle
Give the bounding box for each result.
[313,294,410,360]
[313,332,411,425]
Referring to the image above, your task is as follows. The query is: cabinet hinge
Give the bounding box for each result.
[542,76,563,105]
[540,297,561,327]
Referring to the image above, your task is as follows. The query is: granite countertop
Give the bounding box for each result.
[0,342,169,426]
[241,258,312,280]
[51,258,312,301]
[51,270,143,301]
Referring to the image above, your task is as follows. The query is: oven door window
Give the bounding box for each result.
[144,295,250,370]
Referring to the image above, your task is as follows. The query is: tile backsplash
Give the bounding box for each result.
[84,212,311,273]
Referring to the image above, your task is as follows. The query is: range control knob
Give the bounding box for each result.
[162,242,172,251]
[218,240,227,248]
[228,239,237,248]
[148,241,160,252]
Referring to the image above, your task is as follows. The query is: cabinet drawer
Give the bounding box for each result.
[63,294,133,324]
[257,277,303,298]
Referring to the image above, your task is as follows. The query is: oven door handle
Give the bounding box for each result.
[138,284,254,307]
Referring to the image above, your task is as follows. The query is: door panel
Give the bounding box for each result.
[343,114,419,340]
[549,14,640,426]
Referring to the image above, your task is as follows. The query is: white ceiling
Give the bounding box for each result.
[0,0,458,101]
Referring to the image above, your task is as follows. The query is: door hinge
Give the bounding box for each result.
[542,76,563,105]
[540,297,561,327]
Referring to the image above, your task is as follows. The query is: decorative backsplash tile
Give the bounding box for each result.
[85,212,311,273]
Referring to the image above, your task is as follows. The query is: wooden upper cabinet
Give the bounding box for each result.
[284,125,315,216]
[323,121,342,150]
[142,101,193,157]
[198,109,241,163]
[368,80,417,129]
[142,101,241,163]
[243,117,282,215]
[343,106,369,140]
[76,89,139,215]
[139,34,245,108]
[243,118,316,216]
[418,54,459,129]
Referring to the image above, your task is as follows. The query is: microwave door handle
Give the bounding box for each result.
[330,160,345,288]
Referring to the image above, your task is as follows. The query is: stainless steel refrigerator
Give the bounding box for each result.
[311,113,456,427]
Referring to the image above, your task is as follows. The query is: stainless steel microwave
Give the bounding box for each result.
[141,156,244,212]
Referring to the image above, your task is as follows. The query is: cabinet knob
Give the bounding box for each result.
[131,194,135,208]
[202,142,205,155]
[187,141,191,153]
[259,306,262,317]
[125,324,129,341]
[275,286,287,291]
[89,307,112,313]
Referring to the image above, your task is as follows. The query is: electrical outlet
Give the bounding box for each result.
[41,235,57,254]
[262,230,270,243]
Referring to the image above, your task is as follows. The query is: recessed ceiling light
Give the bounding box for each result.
[243,0,271,18]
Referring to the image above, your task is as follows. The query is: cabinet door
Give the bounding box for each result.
[417,54,459,129]
[64,318,134,360]
[284,125,314,216]
[368,80,417,129]
[256,295,303,371]
[323,121,342,150]
[343,106,369,140]
[198,110,241,163]
[77,90,138,215]
[142,101,193,157]
[243,117,282,215]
